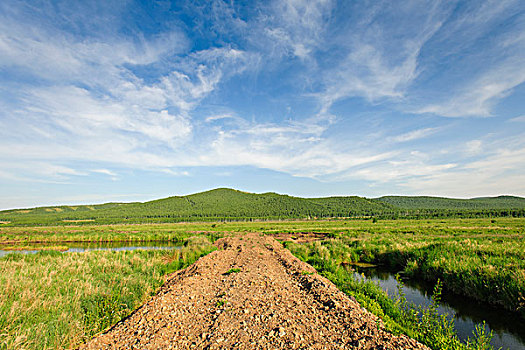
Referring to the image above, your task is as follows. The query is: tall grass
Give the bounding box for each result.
[2,219,523,319]
[286,240,494,350]
[327,232,525,317]
[270,218,524,318]
[0,236,215,350]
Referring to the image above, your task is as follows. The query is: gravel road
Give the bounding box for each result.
[80,232,429,349]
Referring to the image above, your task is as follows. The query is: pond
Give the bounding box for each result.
[0,241,182,258]
[352,265,525,350]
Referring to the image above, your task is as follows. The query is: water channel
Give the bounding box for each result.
[352,264,525,350]
[0,241,182,258]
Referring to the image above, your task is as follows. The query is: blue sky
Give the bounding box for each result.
[1,0,524,209]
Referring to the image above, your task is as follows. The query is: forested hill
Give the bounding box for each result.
[1,188,524,226]
[138,188,393,219]
[376,195,525,209]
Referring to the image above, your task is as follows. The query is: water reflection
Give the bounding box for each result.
[352,265,525,350]
[0,241,182,258]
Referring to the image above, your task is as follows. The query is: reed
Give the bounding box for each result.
[286,240,494,350]
[0,237,215,350]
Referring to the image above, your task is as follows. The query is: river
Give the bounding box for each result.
[352,264,525,350]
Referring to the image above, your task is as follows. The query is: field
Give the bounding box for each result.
[0,218,523,349]
[0,236,216,350]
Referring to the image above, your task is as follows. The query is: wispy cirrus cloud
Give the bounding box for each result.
[263,0,333,60]
[0,4,256,176]
[412,0,525,117]
[201,115,395,179]
[338,135,525,197]
[1,0,525,207]
[389,127,440,143]
[314,0,450,116]
[510,115,525,122]
[417,56,525,117]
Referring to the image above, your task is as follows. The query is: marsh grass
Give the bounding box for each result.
[0,223,225,245]
[2,218,522,316]
[286,241,495,350]
[0,218,523,348]
[2,245,69,252]
[279,218,524,319]
[0,237,215,350]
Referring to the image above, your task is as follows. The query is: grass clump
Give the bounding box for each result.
[216,299,228,307]
[0,236,215,350]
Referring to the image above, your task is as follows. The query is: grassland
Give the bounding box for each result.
[0,222,222,244]
[2,218,523,315]
[269,218,525,318]
[0,236,216,350]
[1,217,523,349]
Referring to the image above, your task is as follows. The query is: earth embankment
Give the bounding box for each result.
[80,232,428,349]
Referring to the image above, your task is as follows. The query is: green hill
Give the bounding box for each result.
[0,188,394,226]
[376,195,525,210]
[138,189,394,219]
[1,189,524,226]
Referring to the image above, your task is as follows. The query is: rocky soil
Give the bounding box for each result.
[80,232,429,349]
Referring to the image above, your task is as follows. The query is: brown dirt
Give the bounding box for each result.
[79,233,429,350]
[271,232,326,243]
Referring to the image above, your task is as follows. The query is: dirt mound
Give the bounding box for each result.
[80,233,428,349]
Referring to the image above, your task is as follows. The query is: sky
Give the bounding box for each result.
[0,0,524,209]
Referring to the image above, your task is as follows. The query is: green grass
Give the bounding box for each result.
[2,218,523,316]
[216,299,228,307]
[2,217,523,316]
[286,241,495,350]
[277,218,525,318]
[224,268,241,275]
[0,236,215,350]
[0,222,224,244]
[0,218,523,349]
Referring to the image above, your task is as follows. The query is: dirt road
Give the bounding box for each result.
[80,233,428,349]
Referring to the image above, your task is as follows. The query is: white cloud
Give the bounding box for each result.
[414,0,525,118]
[417,58,525,117]
[0,17,186,88]
[91,169,118,177]
[316,1,447,115]
[0,162,86,182]
[510,115,525,122]
[205,114,239,123]
[0,12,256,178]
[389,127,438,143]
[465,140,483,155]
[160,169,191,177]
[198,116,396,179]
[260,0,333,60]
[390,137,525,197]
[22,86,192,146]
[336,155,457,184]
